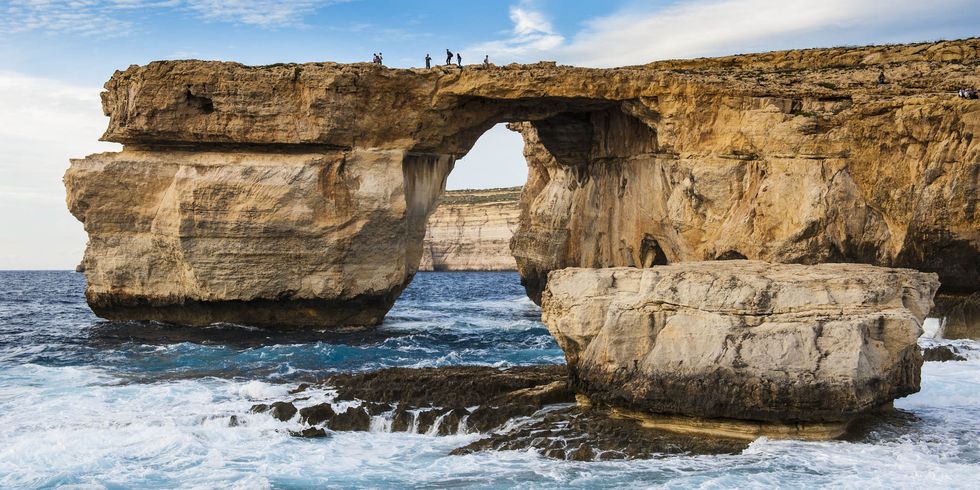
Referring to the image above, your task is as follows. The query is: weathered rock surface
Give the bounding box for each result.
[933,293,980,340]
[419,187,520,271]
[541,262,940,427]
[252,364,751,459]
[67,39,980,327]
[922,345,967,362]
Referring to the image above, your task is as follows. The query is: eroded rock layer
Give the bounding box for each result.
[419,187,520,271]
[67,39,980,327]
[541,262,940,424]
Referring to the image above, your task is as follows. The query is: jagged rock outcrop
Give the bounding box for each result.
[66,39,980,327]
[419,187,520,271]
[541,262,940,433]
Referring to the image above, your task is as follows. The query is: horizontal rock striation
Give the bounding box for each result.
[419,187,520,271]
[541,262,940,427]
[67,38,980,327]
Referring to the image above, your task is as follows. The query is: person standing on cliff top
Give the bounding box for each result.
[425,53,431,69]
[378,52,384,65]
[457,52,462,68]
[446,49,453,66]
[483,55,490,67]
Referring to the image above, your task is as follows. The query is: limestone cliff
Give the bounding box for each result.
[66,38,980,327]
[541,262,939,430]
[419,187,520,271]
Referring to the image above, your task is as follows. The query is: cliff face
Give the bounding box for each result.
[419,187,520,271]
[66,39,980,327]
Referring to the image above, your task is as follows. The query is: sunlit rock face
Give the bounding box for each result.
[541,262,940,427]
[66,39,980,328]
[419,188,521,271]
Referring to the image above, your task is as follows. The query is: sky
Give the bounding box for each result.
[1,0,978,269]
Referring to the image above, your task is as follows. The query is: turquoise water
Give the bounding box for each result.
[0,271,978,488]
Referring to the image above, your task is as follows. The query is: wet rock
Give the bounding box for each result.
[466,404,540,433]
[414,409,440,434]
[451,406,747,460]
[249,403,269,413]
[391,406,413,432]
[289,383,311,395]
[269,401,297,422]
[327,365,571,408]
[289,427,328,438]
[327,407,371,431]
[922,345,967,362]
[364,402,393,416]
[299,403,336,425]
[228,415,241,427]
[437,408,469,436]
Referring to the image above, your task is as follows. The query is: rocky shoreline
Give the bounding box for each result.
[247,337,972,461]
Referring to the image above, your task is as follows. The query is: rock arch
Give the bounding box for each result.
[66,40,980,328]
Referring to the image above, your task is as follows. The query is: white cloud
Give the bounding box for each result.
[468,0,980,67]
[466,3,564,60]
[0,72,119,269]
[184,0,343,27]
[0,0,344,36]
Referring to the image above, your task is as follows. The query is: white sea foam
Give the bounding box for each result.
[4,357,975,488]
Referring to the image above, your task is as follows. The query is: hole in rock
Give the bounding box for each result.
[421,123,527,274]
[640,235,669,268]
[716,250,748,260]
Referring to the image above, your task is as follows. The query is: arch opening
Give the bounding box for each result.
[407,101,663,305]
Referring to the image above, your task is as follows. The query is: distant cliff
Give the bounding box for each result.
[419,187,521,271]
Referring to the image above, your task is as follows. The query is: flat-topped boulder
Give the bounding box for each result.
[541,262,939,436]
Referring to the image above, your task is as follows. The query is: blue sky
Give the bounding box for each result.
[1,0,978,268]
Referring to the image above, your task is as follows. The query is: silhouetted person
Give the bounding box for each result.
[425,53,431,69]
[446,49,453,66]
[877,70,886,85]
[378,52,384,65]
[457,52,462,67]
[372,53,379,64]
[483,55,490,67]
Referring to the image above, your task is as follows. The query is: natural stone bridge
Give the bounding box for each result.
[66,39,980,328]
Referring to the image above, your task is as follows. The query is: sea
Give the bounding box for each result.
[0,271,978,489]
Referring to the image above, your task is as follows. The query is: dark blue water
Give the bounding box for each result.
[0,271,563,383]
[1,271,978,488]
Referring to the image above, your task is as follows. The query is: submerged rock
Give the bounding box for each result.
[289,427,328,438]
[327,407,371,431]
[922,345,967,362]
[269,401,297,422]
[326,365,572,408]
[542,262,940,433]
[253,365,572,436]
[299,403,336,425]
[451,406,747,460]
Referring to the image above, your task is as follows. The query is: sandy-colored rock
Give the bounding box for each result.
[66,149,451,327]
[419,187,520,271]
[541,262,940,424]
[66,39,979,327]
